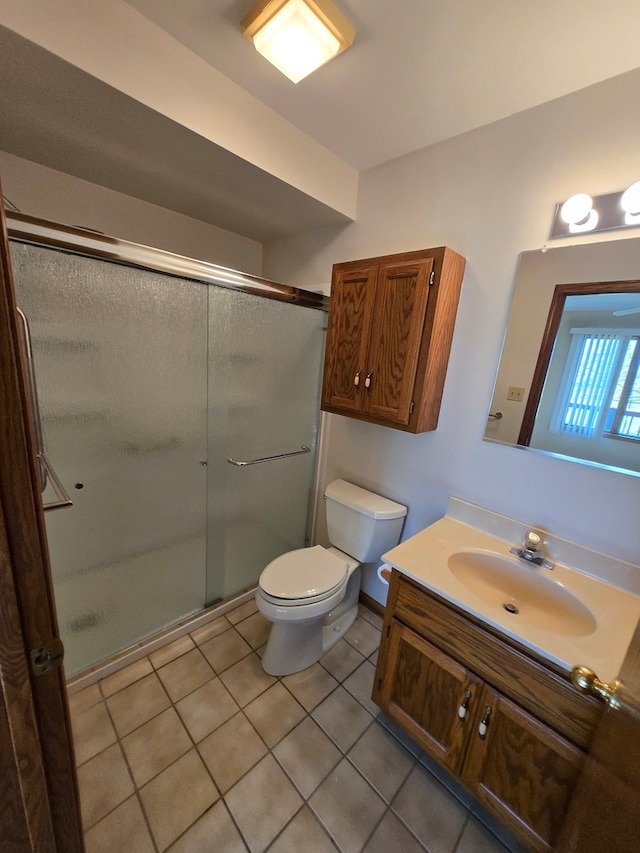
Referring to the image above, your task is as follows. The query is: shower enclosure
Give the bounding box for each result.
[9,215,326,676]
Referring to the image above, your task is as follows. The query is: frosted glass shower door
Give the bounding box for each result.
[206,288,325,603]
[11,243,208,676]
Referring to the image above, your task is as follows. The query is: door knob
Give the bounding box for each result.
[571,665,622,709]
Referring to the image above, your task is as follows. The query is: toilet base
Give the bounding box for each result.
[260,568,361,676]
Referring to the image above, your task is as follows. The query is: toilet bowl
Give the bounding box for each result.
[256,480,407,676]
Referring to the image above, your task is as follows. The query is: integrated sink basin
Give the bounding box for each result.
[447,550,597,637]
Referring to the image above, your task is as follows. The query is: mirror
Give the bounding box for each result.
[485,237,640,476]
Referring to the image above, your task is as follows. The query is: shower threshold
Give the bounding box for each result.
[66,587,257,695]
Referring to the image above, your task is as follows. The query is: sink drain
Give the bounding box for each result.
[503,602,519,614]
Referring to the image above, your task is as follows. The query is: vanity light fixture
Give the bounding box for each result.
[241,0,355,83]
[550,181,640,238]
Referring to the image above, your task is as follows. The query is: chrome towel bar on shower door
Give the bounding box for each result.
[228,445,311,466]
[16,306,73,511]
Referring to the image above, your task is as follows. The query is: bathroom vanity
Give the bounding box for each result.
[372,504,640,852]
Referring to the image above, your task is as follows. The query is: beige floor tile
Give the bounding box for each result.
[282,662,338,711]
[319,638,365,682]
[225,599,258,624]
[348,720,416,802]
[68,683,102,715]
[392,764,468,853]
[200,627,252,673]
[360,607,384,631]
[71,700,117,766]
[456,817,512,853]
[157,648,215,702]
[225,754,303,853]
[176,676,239,742]
[100,657,154,698]
[244,682,306,748]
[344,616,381,657]
[149,634,196,670]
[362,810,425,853]
[198,712,267,793]
[312,685,373,752]
[106,672,171,737]
[273,717,342,798]
[220,653,277,707]
[190,616,232,646]
[378,712,423,757]
[343,659,381,716]
[310,758,386,853]
[268,805,336,853]
[139,749,218,851]
[234,611,272,649]
[167,801,248,852]
[369,648,379,665]
[121,707,192,787]
[84,795,155,853]
[77,743,135,830]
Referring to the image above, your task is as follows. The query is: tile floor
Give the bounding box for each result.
[68,600,523,853]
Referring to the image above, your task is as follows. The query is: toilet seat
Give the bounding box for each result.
[259,545,350,606]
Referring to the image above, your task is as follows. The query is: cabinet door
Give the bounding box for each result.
[462,687,585,852]
[321,265,377,413]
[363,258,432,424]
[377,620,482,774]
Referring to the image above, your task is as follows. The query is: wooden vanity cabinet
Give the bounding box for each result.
[321,247,466,433]
[373,571,603,852]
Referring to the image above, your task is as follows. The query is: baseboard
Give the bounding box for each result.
[359,589,385,616]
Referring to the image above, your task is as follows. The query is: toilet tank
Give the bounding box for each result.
[324,480,407,562]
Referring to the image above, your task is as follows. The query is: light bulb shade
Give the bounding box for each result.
[621,181,640,215]
[560,193,593,225]
[242,0,355,83]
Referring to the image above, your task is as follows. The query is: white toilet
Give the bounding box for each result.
[256,479,407,676]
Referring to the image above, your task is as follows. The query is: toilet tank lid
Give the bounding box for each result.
[324,480,407,520]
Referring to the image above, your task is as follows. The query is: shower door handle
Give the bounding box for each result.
[16,307,73,511]
[228,445,311,466]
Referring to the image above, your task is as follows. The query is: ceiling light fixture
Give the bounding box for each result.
[241,0,355,84]
[550,181,640,238]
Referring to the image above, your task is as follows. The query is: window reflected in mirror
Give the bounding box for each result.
[485,237,640,476]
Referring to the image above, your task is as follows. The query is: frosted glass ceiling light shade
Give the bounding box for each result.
[550,182,640,238]
[241,0,355,83]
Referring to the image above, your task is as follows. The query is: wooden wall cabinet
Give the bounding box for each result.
[373,571,603,852]
[321,247,466,433]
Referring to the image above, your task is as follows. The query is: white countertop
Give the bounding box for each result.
[383,516,640,684]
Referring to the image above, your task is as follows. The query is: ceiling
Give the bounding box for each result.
[1,0,640,242]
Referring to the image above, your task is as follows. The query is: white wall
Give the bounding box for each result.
[263,69,640,602]
[0,151,263,274]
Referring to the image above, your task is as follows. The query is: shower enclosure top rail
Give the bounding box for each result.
[6,212,329,311]
[228,445,311,466]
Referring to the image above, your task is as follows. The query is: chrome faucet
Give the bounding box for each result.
[510,530,554,570]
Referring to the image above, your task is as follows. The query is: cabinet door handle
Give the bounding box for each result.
[457,689,472,720]
[354,369,362,389]
[364,371,373,394]
[478,706,492,739]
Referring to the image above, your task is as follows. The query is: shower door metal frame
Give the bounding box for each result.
[6,211,329,310]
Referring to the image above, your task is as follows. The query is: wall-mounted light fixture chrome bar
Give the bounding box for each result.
[550,181,640,239]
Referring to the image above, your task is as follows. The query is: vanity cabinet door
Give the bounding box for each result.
[376,619,483,775]
[462,686,586,853]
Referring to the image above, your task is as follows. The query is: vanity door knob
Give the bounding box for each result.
[478,706,492,739]
[458,689,472,720]
[364,371,373,394]
[354,369,362,388]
